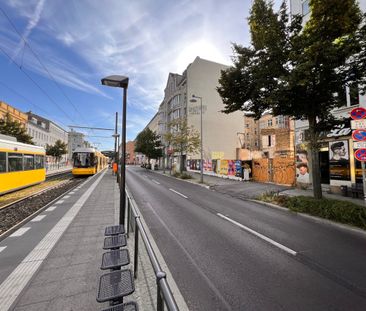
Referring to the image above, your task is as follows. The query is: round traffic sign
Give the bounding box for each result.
[350,107,366,120]
[352,129,366,141]
[354,148,366,161]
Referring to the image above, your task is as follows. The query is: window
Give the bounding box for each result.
[0,152,6,172]
[268,119,272,127]
[23,154,34,170]
[268,135,272,147]
[246,123,249,128]
[302,0,310,16]
[8,153,23,172]
[35,155,45,169]
[350,84,359,106]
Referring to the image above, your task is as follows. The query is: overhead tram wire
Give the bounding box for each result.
[0,45,76,123]
[0,6,88,126]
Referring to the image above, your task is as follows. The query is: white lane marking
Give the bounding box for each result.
[143,175,148,178]
[30,215,46,222]
[152,179,160,185]
[0,246,7,253]
[45,205,57,212]
[9,227,31,237]
[63,195,70,199]
[55,200,64,204]
[217,213,297,256]
[0,170,106,310]
[169,188,188,199]
[69,192,75,194]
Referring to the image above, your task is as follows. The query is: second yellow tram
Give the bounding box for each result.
[72,147,108,176]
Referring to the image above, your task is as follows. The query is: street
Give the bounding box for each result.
[127,166,366,311]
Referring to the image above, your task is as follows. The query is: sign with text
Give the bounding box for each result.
[351,119,366,130]
[353,141,366,149]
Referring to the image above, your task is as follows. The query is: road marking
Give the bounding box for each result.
[55,200,64,204]
[9,227,31,237]
[217,213,297,256]
[63,195,70,199]
[69,192,75,194]
[0,170,106,311]
[45,205,57,212]
[0,246,7,253]
[169,188,188,199]
[152,179,160,185]
[30,215,46,222]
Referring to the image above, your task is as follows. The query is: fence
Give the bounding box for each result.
[125,187,180,311]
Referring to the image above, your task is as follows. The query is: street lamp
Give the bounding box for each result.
[190,94,203,183]
[101,75,129,226]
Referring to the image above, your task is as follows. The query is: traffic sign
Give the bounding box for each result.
[354,142,366,149]
[350,107,366,120]
[352,129,366,141]
[351,119,366,129]
[354,148,366,161]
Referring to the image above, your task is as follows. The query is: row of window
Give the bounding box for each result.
[0,152,45,173]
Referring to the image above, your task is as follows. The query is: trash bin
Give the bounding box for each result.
[340,185,348,197]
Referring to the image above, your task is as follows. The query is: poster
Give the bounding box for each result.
[228,160,235,176]
[296,148,309,184]
[235,160,242,177]
[329,140,350,180]
[219,160,228,175]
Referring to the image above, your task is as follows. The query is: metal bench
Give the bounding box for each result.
[97,269,135,305]
[100,301,138,311]
[105,225,125,236]
[101,249,130,270]
[103,234,127,250]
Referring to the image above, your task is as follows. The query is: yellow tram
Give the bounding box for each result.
[0,138,46,195]
[72,147,108,176]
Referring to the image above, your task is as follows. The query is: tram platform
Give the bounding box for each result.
[0,169,160,311]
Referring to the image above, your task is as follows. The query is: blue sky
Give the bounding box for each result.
[0,0,283,150]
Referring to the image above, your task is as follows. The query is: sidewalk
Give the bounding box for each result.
[9,170,157,311]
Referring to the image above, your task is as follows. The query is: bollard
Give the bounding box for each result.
[134,216,140,279]
[157,271,167,311]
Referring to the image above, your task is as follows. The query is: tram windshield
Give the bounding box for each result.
[73,152,95,168]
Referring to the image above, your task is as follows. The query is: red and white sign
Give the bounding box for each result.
[354,148,366,161]
[352,129,366,141]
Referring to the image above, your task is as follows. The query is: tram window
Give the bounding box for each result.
[35,155,45,169]
[73,153,93,168]
[24,154,35,170]
[0,152,6,172]
[8,153,23,172]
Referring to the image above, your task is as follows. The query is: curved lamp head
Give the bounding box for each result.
[101,75,129,88]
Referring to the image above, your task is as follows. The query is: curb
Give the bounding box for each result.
[249,198,366,238]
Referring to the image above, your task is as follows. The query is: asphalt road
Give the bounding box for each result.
[126,166,366,311]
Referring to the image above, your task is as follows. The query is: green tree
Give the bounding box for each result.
[46,140,68,162]
[134,128,162,163]
[164,118,200,172]
[0,113,33,144]
[217,0,364,199]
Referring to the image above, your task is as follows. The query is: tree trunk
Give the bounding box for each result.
[308,116,322,199]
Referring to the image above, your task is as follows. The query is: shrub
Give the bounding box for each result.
[173,172,181,178]
[180,173,192,179]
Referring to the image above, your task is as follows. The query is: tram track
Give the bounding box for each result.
[0,177,84,239]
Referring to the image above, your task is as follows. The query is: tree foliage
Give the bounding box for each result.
[217,0,365,199]
[46,140,68,161]
[134,128,162,160]
[164,118,200,171]
[0,113,33,144]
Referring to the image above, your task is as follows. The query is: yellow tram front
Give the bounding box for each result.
[72,147,107,176]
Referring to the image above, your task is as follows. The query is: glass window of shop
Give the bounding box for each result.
[8,153,23,172]
[24,154,34,170]
[0,152,6,172]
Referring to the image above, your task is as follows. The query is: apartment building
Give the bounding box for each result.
[0,101,27,126]
[155,57,243,171]
[290,0,366,190]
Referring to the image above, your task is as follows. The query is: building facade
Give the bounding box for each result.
[156,57,243,171]
[290,0,366,191]
[0,101,27,126]
[68,130,86,159]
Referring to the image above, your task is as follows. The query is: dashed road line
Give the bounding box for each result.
[55,200,64,204]
[45,205,57,212]
[0,246,7,253]
[9,227,31,237]
[63,195,70,199]
[217,213,297,256]
[169,188,188,199]
[30,215,46,222]
[152,179,160,185]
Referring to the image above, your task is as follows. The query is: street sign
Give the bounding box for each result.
[352,129,366,141]
[354,142,366,149]
[351,119,366,129]
[354,148,366,161]
[351,107,366,120]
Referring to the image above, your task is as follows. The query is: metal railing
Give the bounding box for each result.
[125,187,180,311]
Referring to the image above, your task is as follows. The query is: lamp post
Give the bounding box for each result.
[190,94,203,183]
[101,75,129,226]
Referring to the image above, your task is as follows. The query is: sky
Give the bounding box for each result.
[0,0,284,150]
